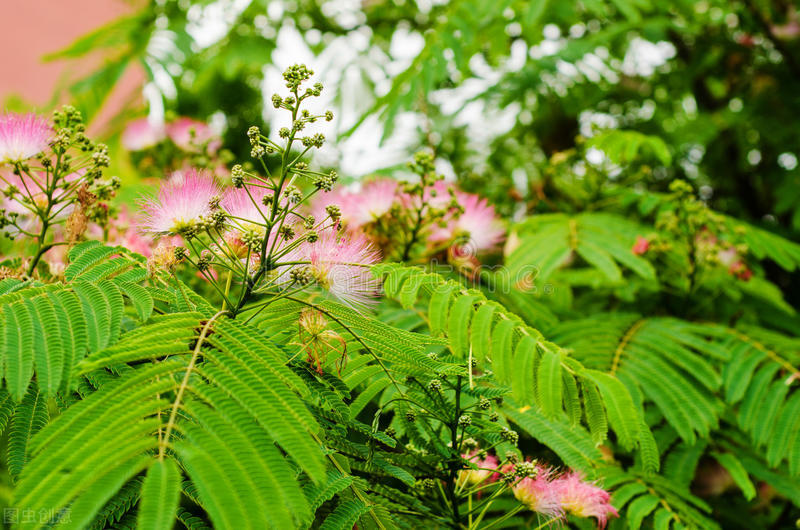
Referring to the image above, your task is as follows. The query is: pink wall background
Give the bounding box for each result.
[0,0,144,131]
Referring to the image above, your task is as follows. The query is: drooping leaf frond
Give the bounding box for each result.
[375,263,657,470]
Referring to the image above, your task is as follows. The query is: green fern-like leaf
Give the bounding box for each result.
[138,459,181,530]
[87,477,143,530]
[503,405,602,474]
[8,389,49,480]
[376,264,654,461]
[12,361,182,527]
[319,499,372,530]
[176,391,312,529]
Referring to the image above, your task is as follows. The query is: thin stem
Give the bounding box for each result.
[468,493,473,529]
[446,375,463,525]
[158,310,227,460]
[221,271,233,311]
[26,221,51,276]
[468,483,509,528]
[480,505,524,530]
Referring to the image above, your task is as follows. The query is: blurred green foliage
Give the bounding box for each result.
[50,0,800,235]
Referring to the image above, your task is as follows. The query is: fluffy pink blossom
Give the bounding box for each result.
[0,112,51,162]
[311,179,398,230]
[632,236,649,255]
[166,117,221,153]
[553,472,618,529]
[302,228,381,310]
[122,117,166,151]
[139,169,221,235]
[429,185,505,253]
[512,464,564,519]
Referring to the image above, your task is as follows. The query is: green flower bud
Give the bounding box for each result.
[500,427,518,446]
[290,266,314,285]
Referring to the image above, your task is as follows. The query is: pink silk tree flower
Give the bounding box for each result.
[631,236,650,255]
[0,112,51,163]
[553,472,618,529]
[310,188,353,228]
[430,189,505,253]
[139,169,221,236]
[311,179,398,230]
[122,117,166,151]
[511,465,564,520]
[166,117,222,153]
[302,228,381,310]
[345,179,398,227]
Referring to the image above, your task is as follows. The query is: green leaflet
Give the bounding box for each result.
[178,394,311,529]
[13,366,172,529]
[446,294,475,358]
[50,289,87,393]
[489,318,515,384]
[504,405,602,474]
[511,335,538,406]
[626,494,661,530]
[137,460,182,530]
[115,281,154,321]
[428,283,456,336]
[4,300,34,401]
[536,348,562,417]
[77,313,202,373]
[711,452,755,500]
[583,370,640,451]
[319,499,372,530]
[28,296,63,396]
[470,302,496,362]
[8,389,49,480]
[581,380,609,445]
[88,477,142,529]
[576,239,622,283]
[305,471,356,512]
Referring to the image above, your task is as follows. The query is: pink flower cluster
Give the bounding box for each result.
[0,112,51,163]
[301,229,381,310]
[695,228,753,281]
[459,452,618,529]
[139,169,222,236]
[427,181,505,253]
[312,179,398,230]
[632,236,649,255]
[122,117,221,153]
[138,169,381,309]
[310,178,505,255]
[716,245,752,281]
